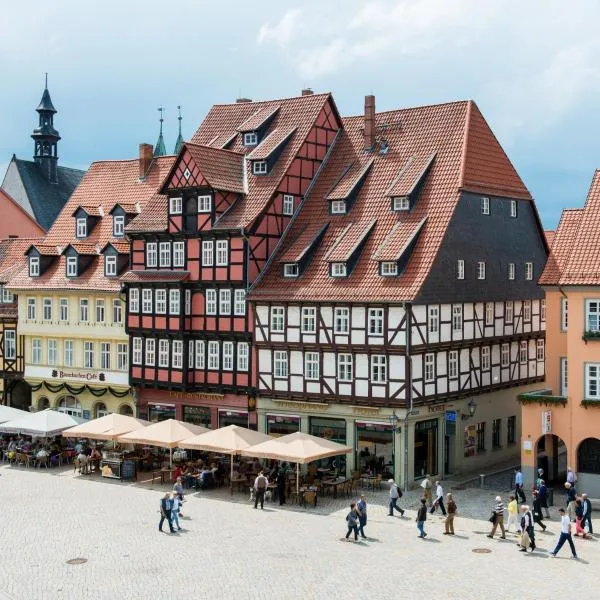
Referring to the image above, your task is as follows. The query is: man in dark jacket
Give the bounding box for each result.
[565,482,577,521]
[159,493,175,534]
[537,480,551,518]
[532,490,547,531]
[276,468,287,506]
[582,493,593,534]
[416,498,428,538]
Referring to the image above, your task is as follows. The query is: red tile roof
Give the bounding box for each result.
[251,99,533,302]
[0,237,40,284]
[72,205,103,217]
[125,193,166,233]
[539,210,582,285]
[323,220,376,262]
[544,230,555,248]
[385,154,435,197]
[326,159,374,201]
[29,243,60,256]
[181,143,246,194]
[237,105,280,133]
[279,224,329,263]
[373,217,427,261]
[120,270,190,283]
[102,241,130,254]
[110,202,139,215]
[247,127,297,161]
[65,243,97,255]
[208,131,237,149]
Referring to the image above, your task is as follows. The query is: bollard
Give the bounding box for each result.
[479,474,485,488]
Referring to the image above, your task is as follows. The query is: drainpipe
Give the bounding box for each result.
[404,303,413,493]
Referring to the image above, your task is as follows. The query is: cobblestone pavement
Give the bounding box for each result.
[2,465,597,600]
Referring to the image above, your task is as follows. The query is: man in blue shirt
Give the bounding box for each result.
[159,492,175,534]
[514,468,526,503]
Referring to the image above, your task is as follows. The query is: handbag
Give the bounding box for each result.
[489,512,497,523]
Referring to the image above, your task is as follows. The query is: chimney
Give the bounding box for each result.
[236,97,252,103]
[364,95,375,151]
[139,143,153,178]
[301,88,314,96]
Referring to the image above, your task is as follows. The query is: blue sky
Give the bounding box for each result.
[2,0,600,229]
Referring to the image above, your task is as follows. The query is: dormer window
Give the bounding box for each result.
[330,200,346,215]
[105,255,117,277]
[481,197,490,215]
[169,197,182,214]
[330,262,347,277]
[244,132,258,146]
[283,263,299,278]
[380,262,398,277]
[66,256,78,277]
[76,218,87,238]
[282,194,294,216]
[113,215,125,237]
[198,195,212,213]
[392,197,410,211]
[252,160,268,175]
[29,256,40,277]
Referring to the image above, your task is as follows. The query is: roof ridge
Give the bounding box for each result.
[343,99,472,121]
[211,92,331,107]
[184,141,245,157]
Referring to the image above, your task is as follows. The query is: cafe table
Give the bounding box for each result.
[321,477,349,499]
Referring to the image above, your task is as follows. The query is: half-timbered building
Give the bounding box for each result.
[250,96,548,485]
[123,91,341,427]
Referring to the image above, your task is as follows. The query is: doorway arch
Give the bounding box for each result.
[37,396,50,411]
[57,395,82,418]
[577,438,600,475]
[536,433,567,485]
[118,403,134,416]
[94,402,109,419]
[8,380,31,411]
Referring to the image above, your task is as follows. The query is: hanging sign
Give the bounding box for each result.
[542,410,552,434]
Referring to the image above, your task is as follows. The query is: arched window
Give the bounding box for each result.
[118,404,133,416]
[38,396,50,411]
[94,402,108,419]
[57,395,82,418]
[578,438,600,474]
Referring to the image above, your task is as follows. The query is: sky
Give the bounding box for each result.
[2,0,600,229]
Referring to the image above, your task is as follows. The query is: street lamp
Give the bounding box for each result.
[461,399,478,421]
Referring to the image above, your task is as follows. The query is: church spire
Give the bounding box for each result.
[173,105,184,154]
[32,74,61,183]
[154,106,166,157]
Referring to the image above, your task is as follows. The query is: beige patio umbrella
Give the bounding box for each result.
[178,425,273,493]
[240,431,352,492]
[62,413,149,441]
[118,419,209,467]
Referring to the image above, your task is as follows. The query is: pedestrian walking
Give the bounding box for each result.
[444,493,456,535]
[506,495,519,533]
[345,503,359,542]
[170,492,182,531]
[159,492,175,534]
[173,477,185,516]
[421,475,433,507]
[566,466,576,486]
[514,468,526,504]
[518,505,535,552]
[253,471,268,509]
[276,467,287,506]
[574,498,589,538]
[565,482,577,521]
[582,493,593,534]
[487,496,506,539]
[430,481,447,516]
[550,508,578,559]
[532,490,546,531]
[536,468,544,490]
[387,479,405,516]
[537,479,551,518]
[356,494,368,539]
[416,498,428,538]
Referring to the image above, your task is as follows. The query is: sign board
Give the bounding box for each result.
[25,365,129,386]
[542,410,552,434]
[445,410,457,422]
[523,440,533,454]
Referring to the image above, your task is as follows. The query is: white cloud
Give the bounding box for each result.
[257,9,302,48]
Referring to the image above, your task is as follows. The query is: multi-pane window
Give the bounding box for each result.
[206,290,217,315]
[282,194,294,216]
[3,330,16,360]
[145,338,155,366]
[237,342,249,372]
[525,262,533,280]
[427,306,439,334]
[169,196,182,214]
[337,354,353,382]
[173,241,185,267]
[392,196,410,211]
[84,341,95,368]
[371,355,387,383]
[195,340,205,369]
[305,352,319,380]
[330,200,346,214]
[216,240,228,266]
[476,422,486,451]
[96,299,105,323]
[523,300,531,322]
[222,341,234,371]
[485,302,494,326]
[510,200,517,218]
[146,242,157,267]
[202,241,214,266]
[208,341,219,370]
[101,342,111,369]
[380,262,398,276]
[560,357,568,396]
[27,298,36,320]
[113,214,125,236]
[274,350,288,378]
[189,341,195,369]
[536,339,545,361]
[368,308,384,335]
[80,299,89,322]
[448,350,458,379]
[169,289,180,315]
[492,419,502,449]
[243,132,257,146]
[508,263,515,280]
[159,242,171,267]
[424,353,435,383]
[129,288,139,313]
[541,299,546,322]
[283,263,299,277]
[477,261,486,280]
[198,195,211,213]
[507,416,516,445]
[219,289,231,315]
[452,305,462,332]
[501,343,510,367]
[158,340,169,368]
[335,308,349,334]
[185,290,191,315]
[1,286,13,303]
[142,289,152,314]
[132,338,142,365]
[66,257,77,277]
[301,307,316,334]
[271,307,285,333]
[586,364,600,399]
[59,298,69,321]
[76,217,87,237]
[29,256,40,276]
[64,340,73,367]
[519,341,528,364]
[481,197,490,215]
[505,301,513,324]
[47,339,57,365]
[43,298,52,321]
[234,289,246,315]
[117,343,128,370]
[113,299,122,323]
[586,300,600,332]
[481,346,490,371]
[561,298,568,331]
[32,338,42,364]
[105,255,117,276]
[331,262,347,277]
[172,340,183,369]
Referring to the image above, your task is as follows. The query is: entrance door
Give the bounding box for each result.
[414,418,438,478]
[444,435,450,475]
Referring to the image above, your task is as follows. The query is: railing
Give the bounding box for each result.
[517,389,567,406]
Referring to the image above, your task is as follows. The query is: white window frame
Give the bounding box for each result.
[64,340,74,367]
[252,160,268,175]
[392,196,410,211]
[456,259,465,280]
[452,305,463,332]
[219,289,231,315]
[371,355,387,383]
[334,307,349,334]
[523,300,531,322]
[501,343,510,367]
[519,341,528,364]
[113,299,122,323]
[536,339,545,361]
[337,353,353,382]
[146,242,157,267]
[1,286,13,303]
[481,346,490,371]
[380,262,398,276]
[132,338,142,365]
[304,352,319,381]
[198,195,212,213]
[173,241,185,268]
[448,350,458,379]
[95,299,105,323]
[585,299,600,332]
[66,256,78,277]
[560,357,568,396]
[142,289,152,314]
[427,306,439,334]
[525,262,533,280]
[195,340,205,369]
[301,307,316,334]
[4,330,16,360]
[585,363,600,400]
[283,263,299,278]
[158,339,169,368]
[169,289,180,315]
[282,194,294,216]
[541,299,546,322]
[222,341,234,371]
[27,297,36,320]
[48,339,58,365]
[206,289,217,315]
[113,214,125,236]
[172,340,183,369]
[59,298,68,322]
[117,343,128,371]
[561,297,568,331]
[274,350,289,379]
[29,256,40,277]
[76,217,87,238]
[331,262,347,277]
[159,242,171,268]
[330,200,346,214]
[234,289,246,316]
[185,289,191,315]
[506,301,514,324]
[32,338,42,365]
[510,200,517,218]
[202,240,214,266]
[216,240,228,266]
[485,302,494,326]
[155,289,167,314]
[424,353,435,383]
[477,261,486,280]
[43,297,52,322]
[208,341,219,370]
[508,263,515,280]
[481,197,490,215]
[243,131,258,146]
[84,341,95,369]
[237,342,249,372]
[271,307,285,333]
[79,298,89,322]
[368,308,384,336]
[100,342,111,370]
[129,288,139,313]
[169,196,182,214]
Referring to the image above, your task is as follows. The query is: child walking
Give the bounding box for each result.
[345,503,359,542]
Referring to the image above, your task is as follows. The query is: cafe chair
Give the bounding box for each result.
[35,455,49,469]
[302,490,317,508]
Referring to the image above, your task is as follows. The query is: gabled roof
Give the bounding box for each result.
[101,241,129,254]
[63,243,97,256]
[323,220,376,262]
[539,210,582,286]
[109,202,139,215]
[0,188,46,237]
[247,127,297,161]
[373,217,427,261]
[279,223,329,263]
[544,230,555,248]
[125,193,166,233]
[251,99,533,302]
[385,153,435,197]
[237,105,280,133]
[0,237,40,284]
[72,205,102,217]
[27,243,59,256]
[326,159,374,201]
[208,131,237,149]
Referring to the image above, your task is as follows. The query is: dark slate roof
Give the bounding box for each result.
[37,88,56,113]
[14,159,85,230]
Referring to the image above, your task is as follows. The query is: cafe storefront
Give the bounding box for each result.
[356,421,394,479]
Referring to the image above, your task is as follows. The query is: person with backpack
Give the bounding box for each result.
[416,498,428,538]
[253,471,269,510]
[345,503,360,542]
[387,479,405,517]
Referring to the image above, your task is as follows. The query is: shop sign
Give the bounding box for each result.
[445,411,457,422]
[542,410,552,434]
[25,365,128,386]
[428,404,445,414]
[272,400,329,412]
[351,405,380,416]
[168,391,224,402]
[523,440,533,454]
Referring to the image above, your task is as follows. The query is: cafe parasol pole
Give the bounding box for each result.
[170,447,173,468]
[230,454,234,495]
[296,462,300,494]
